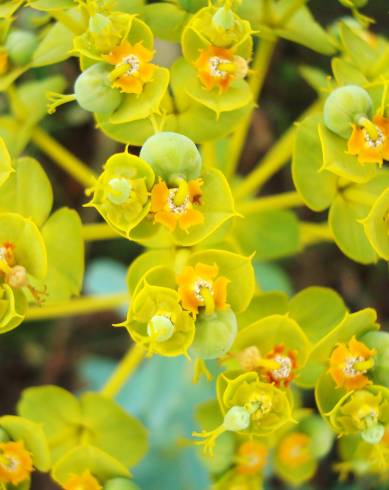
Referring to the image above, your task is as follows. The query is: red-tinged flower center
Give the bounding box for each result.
[264,345,297,387]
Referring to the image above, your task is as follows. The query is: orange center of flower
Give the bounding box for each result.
[236,440,268,475]
[278,432,312,469]
[264,344,297,387]
[150,178,204,232]
[103,41,155,94]
[348,114,389,165]
[0,241,47,304]
[194,45,247,93]
[328,336,375,390]
[0,441,33,485]
[63,470,102,490]
[176,262,229,316]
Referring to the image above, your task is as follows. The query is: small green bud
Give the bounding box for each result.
[223,406,250,432]
[5,30,38,66]
[106,178,132,205]
[339,0,368,8]
[140,132,202,185]
[0,427,10,442]
[361,423,384,444]
[323,85,373,139]
[190,309,237,360]
[147,314,175,342]
[104,478,140,490]
[212,6,235,30]
[74,63,123,114]
[89,13,111,34]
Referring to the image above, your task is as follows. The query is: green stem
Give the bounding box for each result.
[300,222,334,246]
[238,191,304,214]
[51,11,85,35]
[277,0,309,26]
[224,39,276,178]
[343,187,377,207]
[101,344,146,398]
[31,127,97,188]
[82,223,122,241]
[26,293,128,321]
[234,99,322,200]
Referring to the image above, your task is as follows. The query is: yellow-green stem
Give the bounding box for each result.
[26,293,128,321]
[238,191,304,214]
[201,141,217,167]
[300,222,334,247]
[51,11,85,35]
[343,188,377,207]
[277,0,309,25]
[82,223,122,241]
[31,127,97,188]
[225,39,276,178]
[101,344,145,398]
[234,99,322,200]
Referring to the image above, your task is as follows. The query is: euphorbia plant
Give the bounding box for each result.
[0,0,388,489]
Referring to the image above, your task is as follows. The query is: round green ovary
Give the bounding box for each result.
[147,314,175,342]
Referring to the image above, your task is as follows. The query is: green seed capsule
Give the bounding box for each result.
[139,132,202,184]
[190,309,237,360]
[5,30,38,66]
[0,427,10,442]
[361,423,384,444]
[223,406,250,432]
[74,63,123,114]
[104,478,140,490]
[147,314,175,342]
[212,6,235,30]
[323,85,373,139]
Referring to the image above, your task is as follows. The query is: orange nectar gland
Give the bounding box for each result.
[236,345,297,387]
[277,432,312,469]
[176,262,229,317]
[348,114,389,165]
[63,471,102,490]
[103,41,155,94]
[0,51,7,75]
[0,441,33,486]
[236,440,268,475]
[329,336,376,390]
[0,242,47,304]
[195,46,248,93]
[150,178,204,232]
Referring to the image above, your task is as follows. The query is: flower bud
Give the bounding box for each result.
[359,330,389,386]
[223,406,250,432]
[5,30,38,66]
[212,6,235,30]
[323,85,373,139]
[74,63,123,114]
[147,314,175,342]
[339,0,368,7]
[104,478,140,490]
[190,309,238,360]
[140,132,202,185]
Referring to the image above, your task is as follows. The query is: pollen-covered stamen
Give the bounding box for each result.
[0,441,33,485]
[362,127,385,149]
[167,188,190,214]
[147,313,175,342]
[7,265,28,289]
[193,279,214,303]
[270,354,293,381]
[122,54,140,76]
[208,56,232,77]
[343,355,367,377]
